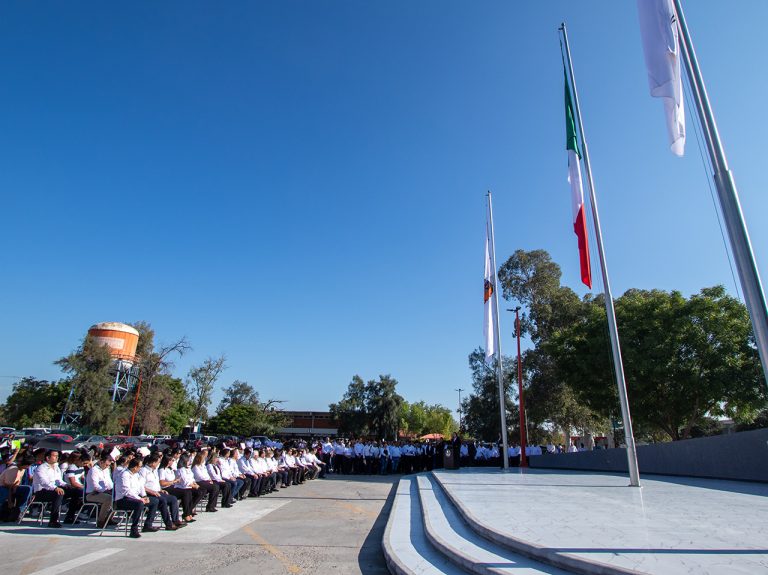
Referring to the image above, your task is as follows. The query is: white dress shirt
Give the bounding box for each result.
[86,465,113,494]
[176,467,196,488]
[116,470,145,501]
[33,462,66,492]
[192,464,212,482]
[139,466,162,492]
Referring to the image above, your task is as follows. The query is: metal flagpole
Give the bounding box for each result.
[559,23,641,487]
[672,0,768,386]
[488,192,510,469]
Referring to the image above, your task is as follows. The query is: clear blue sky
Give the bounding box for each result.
[0,1,766,415]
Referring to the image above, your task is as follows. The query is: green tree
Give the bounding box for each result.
[461,349,517,441]
[162,375,196,435]
[129,322,190,434]
[366,375,404,440]
[218,380,259,411]
[1,377,69,428]
[400,401,457,437]
[329,375,370,437]
[549,286,766,440]
[56,336,121,433]
[187,356,227,423]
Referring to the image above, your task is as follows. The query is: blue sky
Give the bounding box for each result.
[0,1,766,416]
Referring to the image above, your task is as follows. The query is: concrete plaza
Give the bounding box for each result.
[0,474,396,575]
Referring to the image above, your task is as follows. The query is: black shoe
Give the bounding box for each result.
[206,508,218,513]
[222,504,232,508]
[130,531,141,538]
[48,521,63,528]
[174,522,187,528]
[165,525,178,531]
[142,526,160,533]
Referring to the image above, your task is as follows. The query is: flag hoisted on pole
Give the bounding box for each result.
[565,75,592,289]
[559,23,641,487]
[637,0,685,156]
[484,192,509,469]
[637,0,768,387]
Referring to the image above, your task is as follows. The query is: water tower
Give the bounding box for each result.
[88,322,141,402]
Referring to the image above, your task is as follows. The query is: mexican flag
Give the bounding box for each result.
[565,77,592,289]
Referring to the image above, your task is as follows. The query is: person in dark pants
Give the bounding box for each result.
[32,450,81,527]
[450,433,461,469]
[115,458,154,538]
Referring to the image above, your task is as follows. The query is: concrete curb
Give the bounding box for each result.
[381,478,416,575]
[431,472,645,575]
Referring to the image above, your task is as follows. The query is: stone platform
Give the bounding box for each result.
[381,468,768,575]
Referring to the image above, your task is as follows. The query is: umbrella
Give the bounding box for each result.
[34,437,76,452]
[419,433,445,440]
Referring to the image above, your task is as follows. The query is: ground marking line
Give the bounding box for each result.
[23,548,123,575]
[242,525,301,574]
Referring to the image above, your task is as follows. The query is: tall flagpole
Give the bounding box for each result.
[672,0,768,386]
[488,192,510,469]
[559,24,641,487]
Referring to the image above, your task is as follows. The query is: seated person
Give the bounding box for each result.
[0,455,34,522]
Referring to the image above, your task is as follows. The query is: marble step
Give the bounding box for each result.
[431,472,643,575]
[382,477,470,575]
[416,474,574,575]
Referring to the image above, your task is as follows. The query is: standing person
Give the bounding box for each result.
[450,433,461,469]
[115,458,154,538]
[85,454,115,528]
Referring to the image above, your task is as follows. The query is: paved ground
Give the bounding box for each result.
[0,474,398,575]
[433,468,768,575]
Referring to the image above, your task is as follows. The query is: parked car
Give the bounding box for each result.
[248,435,272,447]
[44,433,74,443]
[204,435,219,445]
[16,428,50,445]
[73,435,107,452]
[104,435,152,451]
[0,426,16,434]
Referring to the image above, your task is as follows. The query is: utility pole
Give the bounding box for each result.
[455,388,464,431]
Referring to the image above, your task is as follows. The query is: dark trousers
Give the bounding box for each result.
[166,487,194,518]
[142,495,160,528]
[149,493,179,527]
[276,469,289,487]
[238,476,251,499]
[197,481,219,511]
[215,481,231,506]
[115,497,145,533]
[32,489,64,524]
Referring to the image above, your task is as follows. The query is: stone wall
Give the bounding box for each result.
[528,428,768,482]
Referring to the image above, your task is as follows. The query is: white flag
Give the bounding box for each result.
[637,0,685,156]
[483,206,497,364]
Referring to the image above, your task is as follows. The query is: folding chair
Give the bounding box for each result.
[77,488,100,526]
[18,496,49,526]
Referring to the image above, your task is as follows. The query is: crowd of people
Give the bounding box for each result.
[0,440,326,537]
[0,433,592,535]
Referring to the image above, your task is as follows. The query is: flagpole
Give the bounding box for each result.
[488,192,510,470]
[559,23,641,487]
[672,0,768,386]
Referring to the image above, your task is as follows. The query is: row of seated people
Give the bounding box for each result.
[0,445,326,536]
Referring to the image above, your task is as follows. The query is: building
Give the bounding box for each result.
[278,411,338,438]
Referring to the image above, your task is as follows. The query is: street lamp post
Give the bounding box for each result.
[455,388,464,432]
[508,307,527,468]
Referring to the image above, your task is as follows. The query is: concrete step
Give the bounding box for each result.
[431,472,643,575]
[382,477,469,575]
[416,474,574,575]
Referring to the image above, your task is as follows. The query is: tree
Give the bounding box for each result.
[208,400,290,437]
[1,377,69,428]
[162,375,196,435]
[329,374,404,439]
[218,380,259,411]
[329,375,370,437]
[400,401,457,437]
[461,349,518,441]
[187,356,227,423]
[549,286,766,440]
[129,322,190,434]
[56,336,122,433]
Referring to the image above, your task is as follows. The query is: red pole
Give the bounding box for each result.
[128,374,143,436]
[516,308,528,468]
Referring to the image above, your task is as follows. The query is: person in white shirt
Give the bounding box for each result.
[32,450,81,527]
[333,441,346,475]
[140,453,185,530]
[114,458,152,538]
[228,449,250,499]
[191,452,220,511]
[205,450,232,507]
[321,438,334,472]
[217,449,242,503]
[171,454,203,522]
[86,454,115,527]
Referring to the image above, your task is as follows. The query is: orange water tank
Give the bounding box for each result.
[87,322,139,363]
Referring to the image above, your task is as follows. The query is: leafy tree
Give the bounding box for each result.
[461,349,518,441]
[400,401,457,437]
[549,286,766,440]
[129,322,190,434]
[329,374,404,439]
[56,336,122,433]
[1,377,69,428]
[329,375,370,437]
[162,375,196,435]
[186,356,227,423]
[218,380,259,411]
[208,400,290,437]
